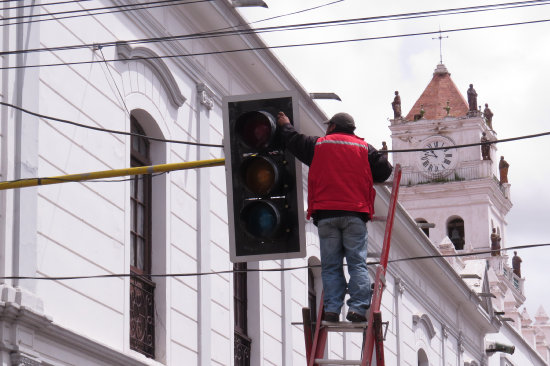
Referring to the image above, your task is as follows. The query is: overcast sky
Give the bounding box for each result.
[237,0,550,319]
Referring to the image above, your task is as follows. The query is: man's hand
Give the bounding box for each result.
[277,111,291,127]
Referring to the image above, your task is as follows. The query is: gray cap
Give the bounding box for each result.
[324,112,356,131]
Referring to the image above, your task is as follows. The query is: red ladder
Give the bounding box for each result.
[303,164,402,366]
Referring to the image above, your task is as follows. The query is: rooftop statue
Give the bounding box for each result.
[499,156,510,184]
[484,103,494,129]
[467,84,478,113]
[391,91,402,119]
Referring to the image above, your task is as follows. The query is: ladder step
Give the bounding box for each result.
[314,359,362,365]
[321,320,368,332]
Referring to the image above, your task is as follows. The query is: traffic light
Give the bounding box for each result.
[223,92,305,262]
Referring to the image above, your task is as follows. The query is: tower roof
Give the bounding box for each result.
[405,64,469,120]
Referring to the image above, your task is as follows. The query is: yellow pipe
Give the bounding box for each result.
[0,158,225,191]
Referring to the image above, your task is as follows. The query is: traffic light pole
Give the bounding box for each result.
[0,158,225,191]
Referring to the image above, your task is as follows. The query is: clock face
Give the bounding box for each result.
[417,136,457,176]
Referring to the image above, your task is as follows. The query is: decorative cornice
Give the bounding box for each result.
[458,331,466,353]
[395,277,406,295]
[10,353,41,366]
[197,83,215,110]
[115,42,186,108]
[0,300,151,366]
[412,313,437,339]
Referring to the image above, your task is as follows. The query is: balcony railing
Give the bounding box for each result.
[234,332,251,366]
[400,165,486,185]
[130,274,156,358]
[392,163,509,198]
[502,266,523,294]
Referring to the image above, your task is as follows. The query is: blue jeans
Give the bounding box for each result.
[317,216,371,315]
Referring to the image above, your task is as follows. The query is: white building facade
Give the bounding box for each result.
[0,1,548,366]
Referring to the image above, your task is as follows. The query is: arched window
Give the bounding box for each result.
[415,218,430,237]
[129,116,156,358]
[447,217,465,250]
[417,348,429,366]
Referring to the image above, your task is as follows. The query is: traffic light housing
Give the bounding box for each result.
[223,92,305,262]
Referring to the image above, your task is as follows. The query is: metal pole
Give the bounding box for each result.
[0,158,225,190]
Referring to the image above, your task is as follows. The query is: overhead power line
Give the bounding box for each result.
[3,0,550,56]
[0,0,210,28]
[1,101,549,153]
[1,0,211,24]
[0,101,223,147]
[3,17,550,70]
[1,243,544,281]
[1,0,95,11]
[385,130,550,153]
[0,0,347,55]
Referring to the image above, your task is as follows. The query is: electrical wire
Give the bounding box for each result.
[4,17,550,70]
[1,0,212,28]
[1,0,95,11]
[3,242,545,281]
[0,0,348,55]
[247,0,345,25]
[384,130,550,153]
[1,0,211,22]
[3,0,550,56]
[0,101,223,148]
[0,0,210,28]
[98,47,131,115]
[1,101,548,153]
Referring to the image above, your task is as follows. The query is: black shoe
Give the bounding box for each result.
[324,312,340,322]
[346,311,367,322]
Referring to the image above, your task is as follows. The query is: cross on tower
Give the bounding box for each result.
[432,28,449,64]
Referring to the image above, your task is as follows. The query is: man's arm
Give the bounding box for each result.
[276,112,318,166]
[368,145,393,182]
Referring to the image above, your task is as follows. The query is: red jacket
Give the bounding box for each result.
[307,133,375,219]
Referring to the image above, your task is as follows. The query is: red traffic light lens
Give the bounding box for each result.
[241,201,281,239]
[235,111,276,150]
[241,156,279,196]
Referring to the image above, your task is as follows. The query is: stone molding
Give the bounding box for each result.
[442,324,449,338]
[458,331,465,353]
[412,313,437,339]
[116,42,186,108]
[10,353,41,366]
[395,277,406,295]
[197,83,215,110]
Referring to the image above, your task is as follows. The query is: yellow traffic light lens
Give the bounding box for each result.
[235,111,276,150]
[241,201,281,239]
[241,156,278,196]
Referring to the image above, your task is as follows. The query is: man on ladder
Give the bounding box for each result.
[277,111,393,323]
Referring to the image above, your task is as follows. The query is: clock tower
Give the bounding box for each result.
[389,64,512,255]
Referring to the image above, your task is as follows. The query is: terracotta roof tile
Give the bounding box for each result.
[405,64,469,120]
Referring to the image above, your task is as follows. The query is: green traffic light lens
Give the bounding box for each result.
[241,201,281,239]
[235,111,276,150]
[241,156,279,196]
